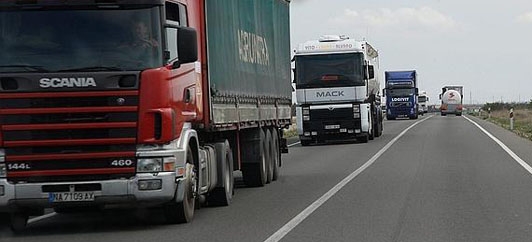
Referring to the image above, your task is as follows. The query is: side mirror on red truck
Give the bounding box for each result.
[172,26,198,69]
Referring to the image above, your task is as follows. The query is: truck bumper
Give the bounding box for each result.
[0,172,179,212]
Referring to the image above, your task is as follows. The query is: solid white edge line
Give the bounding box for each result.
[463,116,532,174]
[264,116,432,242]
[28,212,57,224]
[287,141,301,147]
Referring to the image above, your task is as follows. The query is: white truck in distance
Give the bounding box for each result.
[294,35,383,145]
[418,91,429,114]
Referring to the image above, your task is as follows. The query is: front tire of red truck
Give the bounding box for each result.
[10,212,28,233]
[164,147,196,224]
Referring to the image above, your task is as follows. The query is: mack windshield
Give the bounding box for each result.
[295,53,364,88]
[0,7,163,73]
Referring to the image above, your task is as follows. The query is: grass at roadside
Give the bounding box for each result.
[476,109,532,141]
[282,116,298,138]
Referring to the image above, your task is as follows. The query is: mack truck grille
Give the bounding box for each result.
[310,108,353,121]
[0,91,138,182]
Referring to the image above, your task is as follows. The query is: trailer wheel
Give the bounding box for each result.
[242,129,268,187]
[164,147,196,224]
[10,212,28,233]
[271,128,281,181]
[265,129,274,183]
[207,140,234,206]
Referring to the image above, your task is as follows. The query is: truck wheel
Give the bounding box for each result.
[441,112,446,116]
[265,129,274,183]
[207,140,234,206]
[242,129,267,187]
[0,213,9,226]
[271,128,281,181]
[386,115,395,120]
[165,147,196,224]
[374,118,383,137]
[10,212,28,233]
[359,134,369,143]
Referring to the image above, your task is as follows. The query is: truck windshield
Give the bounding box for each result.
[418,96,427,102]
[0,7,163,73]
[387,89,415,97]
[295,53,364,88]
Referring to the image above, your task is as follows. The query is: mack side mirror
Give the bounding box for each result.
[382,89,386,97]
[173,26,198,69]
[415,88,419,95]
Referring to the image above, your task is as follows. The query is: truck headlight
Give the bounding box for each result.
[353,104,360,113]
[302,107,310,121]
[137,158,163,172]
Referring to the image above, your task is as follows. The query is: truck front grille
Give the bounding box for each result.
[0,91,139,183]
[310,108,353,121]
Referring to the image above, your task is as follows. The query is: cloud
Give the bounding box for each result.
[516,12,532,23]
[332,7,457,32]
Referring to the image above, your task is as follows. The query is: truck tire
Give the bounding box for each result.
[207,140,234,206]
[271,128,281,181]
[441,112,446,116]
[242,129,267,187]
[387,115,395,120]
[359,134,369,143]
[10,212,28,233]
[164,147,196,224]
[265,129,274,183]
[374,117,383,137]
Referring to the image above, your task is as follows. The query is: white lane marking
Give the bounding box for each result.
[28,212,57,224]
[287,141,301,147]
[464,116,532,174]
[264,116,431,242]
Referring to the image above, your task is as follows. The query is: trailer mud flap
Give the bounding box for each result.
[280,138,288,154]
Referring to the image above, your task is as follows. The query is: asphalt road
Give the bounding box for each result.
[3,114,532,241]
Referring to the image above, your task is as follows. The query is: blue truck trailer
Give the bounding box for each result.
[384,70,419,120]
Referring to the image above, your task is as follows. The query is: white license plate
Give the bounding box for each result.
[49,192,95,203]
[325,125,340,130]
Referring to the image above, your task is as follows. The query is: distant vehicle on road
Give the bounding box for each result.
[383,70,419,120]
[440,86,463,116]
[294,35,383,145]
[418,91,429,115]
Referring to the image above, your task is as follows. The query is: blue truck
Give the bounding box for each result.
[384,71,419,120]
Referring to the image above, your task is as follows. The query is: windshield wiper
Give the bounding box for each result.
[0,65,49,72]
[56,66,124,72]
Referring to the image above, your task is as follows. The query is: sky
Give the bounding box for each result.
[290,0,532,105]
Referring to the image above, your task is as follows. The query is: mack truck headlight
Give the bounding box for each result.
[353,104,360,118]
[302,107,310,121]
